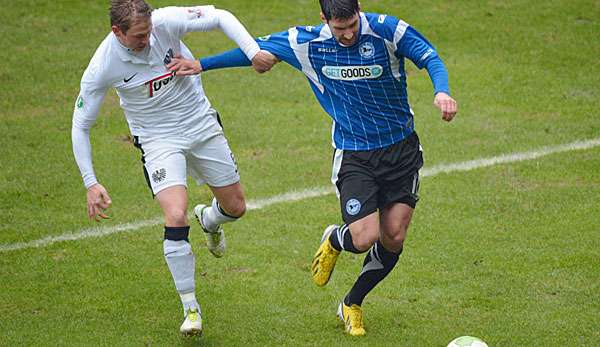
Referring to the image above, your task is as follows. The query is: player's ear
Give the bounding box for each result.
[111,25,123,38]
[320,12,327,24]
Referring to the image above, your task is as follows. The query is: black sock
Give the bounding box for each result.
[328,224,361,253]
[344,241,402,306]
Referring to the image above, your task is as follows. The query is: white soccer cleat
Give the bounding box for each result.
[194,204,226,258]
[180,307,202,336]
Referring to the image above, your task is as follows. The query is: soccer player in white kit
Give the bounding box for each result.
[71,0,273,336]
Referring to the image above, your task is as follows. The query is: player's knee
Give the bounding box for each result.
[384,225,409,248]
[354,240,374,252]
[388,233,406,248]
[221,196,246,218]
[164,208,188,226]
[350,227,378,252]
[231,198,246,218]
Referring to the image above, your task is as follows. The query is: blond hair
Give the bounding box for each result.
[110,0,153,33]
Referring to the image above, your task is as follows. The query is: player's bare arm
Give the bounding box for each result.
[434,92,458,122]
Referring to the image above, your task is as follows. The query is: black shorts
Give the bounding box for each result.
[332,131,423,224]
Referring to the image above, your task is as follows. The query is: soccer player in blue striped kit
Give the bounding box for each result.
[168,0,457,336]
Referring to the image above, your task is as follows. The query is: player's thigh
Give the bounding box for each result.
[155,185,189,226]
[187,133,240,188]
[379,202,414,242]
[133,136,189,197]
[377,132,423,210]
[208,182,246,217]
[347,211,381,251]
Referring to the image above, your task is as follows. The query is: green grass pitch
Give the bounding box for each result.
[1,0,599,345]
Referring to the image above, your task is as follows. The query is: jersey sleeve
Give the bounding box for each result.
[395,25,450,95]
[71,62,109,188]
[395,25,439,69]
[255,31,301,69]
[200,30,301,71]
[424,57,450,95]
[73,62,109,131]
[364,13,439,70]
[152,6,259,60]
[372,14,449,95]
[151,6,214,38]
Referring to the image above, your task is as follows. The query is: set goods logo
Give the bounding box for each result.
[346,198,361,216]
[359,42,375,59]
[322,65,383,81]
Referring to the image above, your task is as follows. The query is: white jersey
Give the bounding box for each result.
[72,6,260,188]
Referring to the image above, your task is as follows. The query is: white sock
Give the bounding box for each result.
[164,240,199,315]
[180,292,200,316]
[202,198,238,232]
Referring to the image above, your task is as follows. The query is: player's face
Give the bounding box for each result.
[324,13,360,47]
[113,18,152,52]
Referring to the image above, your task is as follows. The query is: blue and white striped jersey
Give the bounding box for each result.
[202,12,450,151]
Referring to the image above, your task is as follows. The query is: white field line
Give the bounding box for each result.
[2,137,599,253]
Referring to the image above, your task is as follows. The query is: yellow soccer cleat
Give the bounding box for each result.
[311,225,341,287]
[194,204,226,258]
[180,307,202,336]
[337,302,366,336]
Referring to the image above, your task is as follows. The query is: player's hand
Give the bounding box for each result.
[167,55,202,76]
[434,92,458,122]
[87,183,112,222]
[251,50,279,73]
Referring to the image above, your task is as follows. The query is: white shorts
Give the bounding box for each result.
[133,111,240,195]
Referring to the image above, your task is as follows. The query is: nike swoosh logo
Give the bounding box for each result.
[124,73,137,83]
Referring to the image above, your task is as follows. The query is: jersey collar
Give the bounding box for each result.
[112,33,153,65]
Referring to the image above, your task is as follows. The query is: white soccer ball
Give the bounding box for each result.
[447,336,489,347]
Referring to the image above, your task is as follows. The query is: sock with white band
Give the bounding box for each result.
[202,197,238,232]
[329,224,361,253]
[163,226,200,316]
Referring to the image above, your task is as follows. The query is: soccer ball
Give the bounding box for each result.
[447,336,488,347]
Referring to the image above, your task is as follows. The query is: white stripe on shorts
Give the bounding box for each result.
[331,148,344,198]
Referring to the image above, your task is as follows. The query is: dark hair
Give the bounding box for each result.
[319,0,359,21]
[110,0,153,33]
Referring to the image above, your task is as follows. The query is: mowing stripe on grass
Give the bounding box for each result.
[2,137,599,253]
